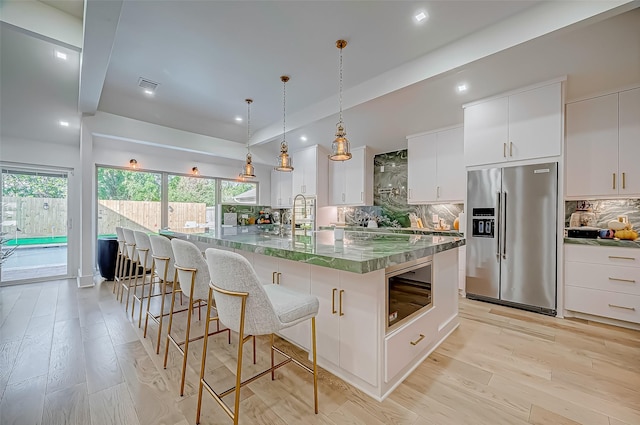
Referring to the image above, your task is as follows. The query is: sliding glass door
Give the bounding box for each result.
[1,167,69,284]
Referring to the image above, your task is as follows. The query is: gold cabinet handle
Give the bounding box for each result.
[609,277,636,283]
[510,142,513,157]
[503,143,507,158]
[608,304,636,311]
[331,288,337,314]
[613,173,616,190]
[272,271,277,284]
[339,289,345,316]
[609,256,636,261]
[622,172,626,189]
[410,334,426,346]
[276,272,282,285]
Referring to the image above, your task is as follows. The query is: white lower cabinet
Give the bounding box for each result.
[252,253,311,350]
[311,266,381,387]
[564,245,640,324]
[384,308,437,382]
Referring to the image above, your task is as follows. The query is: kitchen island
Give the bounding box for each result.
[161,229,465,400]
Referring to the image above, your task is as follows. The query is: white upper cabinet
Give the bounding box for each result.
[464,81,562,167]
[566,87,640,198]
[291,145,328,205]
[463,97,508,167]
[566,93,618,198]
[619,87,640,196]
[329,146,373,206]
[407,126,464,204]
[271,169,292,208]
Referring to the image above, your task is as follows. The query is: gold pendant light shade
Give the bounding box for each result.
[275,75,294,172]
[329,39,352,161]
[239,98,256,179]
[331,123,352,161]
[275,140,293,171]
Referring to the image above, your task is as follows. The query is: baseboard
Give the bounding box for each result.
[76,273,95,288]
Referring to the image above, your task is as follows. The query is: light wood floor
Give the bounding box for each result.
[1,278,639,425]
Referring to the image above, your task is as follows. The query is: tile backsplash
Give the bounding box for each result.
[340,149,464,230]
[565,199,640,229]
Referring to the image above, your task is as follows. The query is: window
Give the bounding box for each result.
[167,174,216,233]
[97,167,162,237]
[220,180,257,204]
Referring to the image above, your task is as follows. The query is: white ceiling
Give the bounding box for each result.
[1,1,639,162]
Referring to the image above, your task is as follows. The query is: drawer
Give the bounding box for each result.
[565,262,640,295]
[565,245,640,268]
[565,285,640,324]
[384,308,437,383]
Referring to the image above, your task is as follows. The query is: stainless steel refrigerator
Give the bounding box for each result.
[465,162,558,315]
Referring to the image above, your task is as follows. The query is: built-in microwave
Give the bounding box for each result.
[385,256,433,334]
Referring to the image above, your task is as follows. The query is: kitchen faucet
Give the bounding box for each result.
[291,194,307,238]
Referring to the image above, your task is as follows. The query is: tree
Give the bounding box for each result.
[97,168,161,201]
[2,174,67,198]
[168,176,216,206]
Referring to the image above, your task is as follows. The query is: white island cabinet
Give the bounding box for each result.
[165,230,463,401]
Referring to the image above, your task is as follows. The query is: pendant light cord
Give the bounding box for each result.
[246,99,251,153]
[283,78,287,142]
[339,44,343,124]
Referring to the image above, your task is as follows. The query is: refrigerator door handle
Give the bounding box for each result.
[502,191,508,259]
[496,191,501,261]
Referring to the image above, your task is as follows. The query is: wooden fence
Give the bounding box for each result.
[98,200,208,234]
[1,198,209,238]
[1,197,67,238]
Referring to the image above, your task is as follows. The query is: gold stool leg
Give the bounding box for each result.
[125,258,136,312]
[180,297,195,396]
[163,280,178,369]
[312,316,318,414]
[196,289,214,425]
[113,249,121,294]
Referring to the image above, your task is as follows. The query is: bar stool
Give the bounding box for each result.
[132,231,156,327]
[121,228,140,312]
[198,248,319,425]
[113,227,127,296]
[144,234,184,354]
[164,238,231,397]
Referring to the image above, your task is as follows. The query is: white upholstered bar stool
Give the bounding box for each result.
[120,228,140,312]
[165,238,231,397]
[132,231,156,327]
[197,248,319,425]
[144,234,184,354]
[113,226,127,296]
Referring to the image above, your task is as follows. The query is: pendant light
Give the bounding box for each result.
[275,75,294,172]
[329,39,352,161]
[239,98,256,179]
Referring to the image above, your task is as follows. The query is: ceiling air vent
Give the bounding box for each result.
[138,77,159,93]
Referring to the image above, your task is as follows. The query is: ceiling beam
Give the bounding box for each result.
[249,0,637,146]
[0,0,82,49]
[78,0,123,114]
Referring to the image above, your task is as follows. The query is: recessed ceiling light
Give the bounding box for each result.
[457,84,468,93]
[414,11,428,23]
[59,120,69,127]
[235,116,243,122]
[300,136,308,142]
[143,89,154,96]
[55,50,67,60]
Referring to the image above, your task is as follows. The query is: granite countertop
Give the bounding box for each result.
[564,237,640,249]
[161,229,465,274]
[319,225,463,237]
